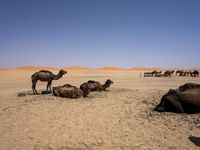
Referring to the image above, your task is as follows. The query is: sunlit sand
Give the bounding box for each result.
[0,67,200,149]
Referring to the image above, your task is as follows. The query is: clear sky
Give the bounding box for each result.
[0,0,200,68]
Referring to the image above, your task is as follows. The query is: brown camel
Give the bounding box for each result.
[144,70,161,77]
[164,70,174,77]
[175,70,184,76]
[190,70,199,77]
[53,84,90,98]
[80,79,114,92]
[154,83,200,113]
[31,69,67,94]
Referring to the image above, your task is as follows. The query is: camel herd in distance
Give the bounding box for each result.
[144,69,199,77]
[17,68,200,114]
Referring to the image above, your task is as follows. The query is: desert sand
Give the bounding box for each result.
[0,68,200,150]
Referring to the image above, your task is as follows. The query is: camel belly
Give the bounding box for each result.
[179,89,200,108]
[53,86,82,98]
[38,73,53,81]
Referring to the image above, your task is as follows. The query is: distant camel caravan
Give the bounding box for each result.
[31,69,67,94]
[175,70,199,77]
[144,69,199,77]
[154,83,200,113]
[80,79,114,92]
[53,84,90,98]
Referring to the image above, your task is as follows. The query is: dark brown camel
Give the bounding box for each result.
[175,70,183,76]
[144,70,161,77]
[164,70,174,77]
[31,69,67,94]
[80,79,114,92]
[154,83,200,113]
[190,70,199,77]
[53,84,90,98]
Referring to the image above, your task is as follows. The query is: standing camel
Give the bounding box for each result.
[190,70,199,77]
[164,70,174,77]
[31,69,67,94]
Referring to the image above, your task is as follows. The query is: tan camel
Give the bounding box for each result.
[31,69,67,94]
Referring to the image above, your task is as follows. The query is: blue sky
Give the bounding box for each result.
[0,0,200,68]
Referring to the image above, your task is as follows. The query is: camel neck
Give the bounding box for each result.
[53,72,63,80]
[103,83,110,90]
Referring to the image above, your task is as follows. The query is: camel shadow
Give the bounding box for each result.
[189,136,200,147]
[18,90,52,97]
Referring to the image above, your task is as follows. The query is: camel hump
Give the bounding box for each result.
[179,83,200,92]
[88,80,97,83]
[63,84,74,87]
[38,70,52,73]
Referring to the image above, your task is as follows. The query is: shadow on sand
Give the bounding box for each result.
[18,90,52,97]
[189,136,200,147]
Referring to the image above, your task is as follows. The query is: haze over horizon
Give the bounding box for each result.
[0,0,200,69]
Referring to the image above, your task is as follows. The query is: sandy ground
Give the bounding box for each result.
[0,69,200,150]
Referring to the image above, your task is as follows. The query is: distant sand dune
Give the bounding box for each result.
[7,66,199,72]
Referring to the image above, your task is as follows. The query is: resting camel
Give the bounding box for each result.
[154,83,200,113]
[31,69,67,94]
[80,79,114,92]
[53,84,90,98]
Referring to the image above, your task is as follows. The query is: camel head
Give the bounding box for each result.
[154,89,179,113]
[59,69,67,75]
[105,79,114,85]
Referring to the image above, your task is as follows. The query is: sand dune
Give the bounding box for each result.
[0,69,200,149]
[63,66,92,70]
[16,66,59,71]
[130,67,162,72]
[95,66,128,71]
[13,65,200,72]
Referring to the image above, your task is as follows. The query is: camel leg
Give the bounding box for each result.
[46,82,48,91]
[32,80,38,94]
[49,81,52,92]
[47,81,52,92]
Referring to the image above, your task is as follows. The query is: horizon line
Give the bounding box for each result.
[0,65,200,71]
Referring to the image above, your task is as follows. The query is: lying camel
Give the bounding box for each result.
[31,69,67,94]
[80,79,114,92]
[53,84,90,98]
[154,83,200,113]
